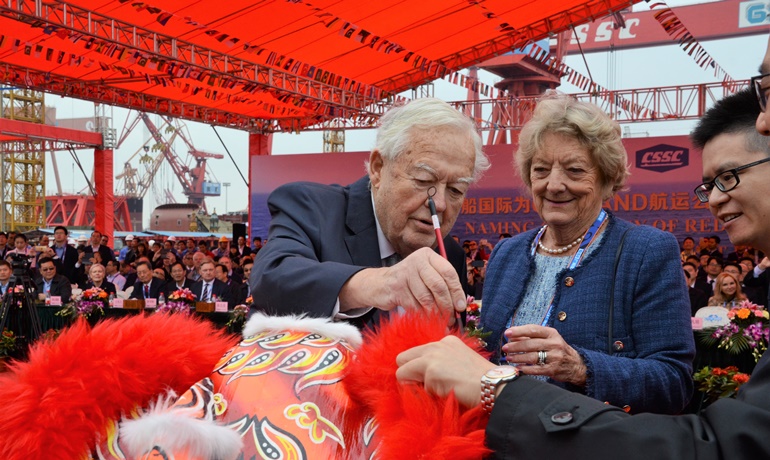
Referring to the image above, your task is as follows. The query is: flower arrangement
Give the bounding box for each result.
[158,288,196,315]
[464,296,491,347]
[698,300,770,362]
[693,366,751,403]
[0,328,16,358]
[225,304,250,328]
[56,287,107,319]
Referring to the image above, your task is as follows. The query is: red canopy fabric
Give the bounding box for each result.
[0,0,640,132]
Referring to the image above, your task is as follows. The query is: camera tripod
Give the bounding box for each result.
[0,271,42,360]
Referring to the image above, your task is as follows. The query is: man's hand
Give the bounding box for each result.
[339,247,466,319]
[396,335,495,409]
[759,257,770,271]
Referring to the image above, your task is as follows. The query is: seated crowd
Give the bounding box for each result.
[0,227,263,310]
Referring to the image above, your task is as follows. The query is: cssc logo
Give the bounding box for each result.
[636,144,689,173]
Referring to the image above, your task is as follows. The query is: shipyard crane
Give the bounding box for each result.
[115,112,223,211]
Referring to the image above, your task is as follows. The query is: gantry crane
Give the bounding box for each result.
[115,112,223,212]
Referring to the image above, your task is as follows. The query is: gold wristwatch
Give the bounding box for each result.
[480,366,520,413]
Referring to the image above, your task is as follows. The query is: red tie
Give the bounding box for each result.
[144,285,150,298]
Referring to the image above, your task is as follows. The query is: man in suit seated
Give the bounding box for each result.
[251,98,489,329]
[34,257,72,304]
[191,260,234,308]
[683,262,708,314]
[129,261,165,300]
[163,262,195,297]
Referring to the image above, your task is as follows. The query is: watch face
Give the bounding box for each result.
[487,366,518,379]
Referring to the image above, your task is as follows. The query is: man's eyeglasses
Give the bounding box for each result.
[751,72,770,112]
[40,266,55,272]
[694,156,770,203]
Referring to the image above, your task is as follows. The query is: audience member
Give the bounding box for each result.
[105,259,126,291]
[683,262,708,314]
[50,226,79,285]
[129,261,165,300]
[34,257,71,303]
[81,263,117,297]
[191,260,234,308]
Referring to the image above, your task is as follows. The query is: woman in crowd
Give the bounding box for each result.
[707,272,747,307]
[478,93,694,414]
[81,263,117,297]
[135,241,150,262]
[5,233,37,270]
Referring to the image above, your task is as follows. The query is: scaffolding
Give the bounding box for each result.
[0,88,46,232]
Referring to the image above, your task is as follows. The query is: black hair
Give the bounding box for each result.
[53,225,68,235]
[723,261,743,274]
[690,88,770,155]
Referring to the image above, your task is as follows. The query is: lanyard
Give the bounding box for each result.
[513,209,608,328]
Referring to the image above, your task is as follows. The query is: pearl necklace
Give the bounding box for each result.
[537,227,584,254]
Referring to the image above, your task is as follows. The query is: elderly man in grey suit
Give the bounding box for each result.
[251,98,490,328]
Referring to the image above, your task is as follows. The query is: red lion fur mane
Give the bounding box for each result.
[344,313,491,459]
[0,314,236,459]
[0,312,490,459]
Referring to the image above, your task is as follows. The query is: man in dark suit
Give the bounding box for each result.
[251,98,486,329]
[697,256,723,296]
[191,260,234,308]
[163,262,195,297]
[84,230,115,264]
[129,261,165,300]
[683,262,708,314]
[395,86,770,458]
[50,226,80,285]
[699,235,724,259]
[0,232,9,261]
[34,257,72,304]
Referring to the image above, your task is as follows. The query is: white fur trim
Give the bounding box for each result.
[121,395,242,460]
[243,312,363,348]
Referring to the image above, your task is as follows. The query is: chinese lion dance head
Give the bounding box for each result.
[0,311,488,460]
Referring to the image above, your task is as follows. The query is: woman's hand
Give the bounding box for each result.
[503,325,587,386]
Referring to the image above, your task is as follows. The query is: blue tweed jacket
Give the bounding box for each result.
[480,213,695,414]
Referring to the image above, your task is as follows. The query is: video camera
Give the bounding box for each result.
[8,253,32,277]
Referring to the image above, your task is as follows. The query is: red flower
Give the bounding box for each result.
[733,373,750,384]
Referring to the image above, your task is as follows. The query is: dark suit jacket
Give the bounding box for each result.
[688,286,709,315]
[743,268,769,306]
[85,245,115,263]
[191,279,234,308]
[34,274,72,304]
[486,289,770,460]
[129,278,165,300]
[163,279,195,298]
[694,277,714,297]
[251,176,468,328]
[52,245,80,285]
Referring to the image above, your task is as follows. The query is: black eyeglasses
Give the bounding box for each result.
[751,72,770,112]
[694,156,770,202]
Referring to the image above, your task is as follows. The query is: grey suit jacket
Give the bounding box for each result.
[251,176,467,327]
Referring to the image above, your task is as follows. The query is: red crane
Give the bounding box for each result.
[116,112,224,212]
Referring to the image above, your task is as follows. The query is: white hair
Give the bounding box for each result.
[366,98,490,181]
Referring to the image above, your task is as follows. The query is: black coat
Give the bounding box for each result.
[34,274,72,304]
[129,278,166,300]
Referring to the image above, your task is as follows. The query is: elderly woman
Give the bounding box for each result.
[707,272,747,307]
[479,93,694,414]
[81,263,117,297]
